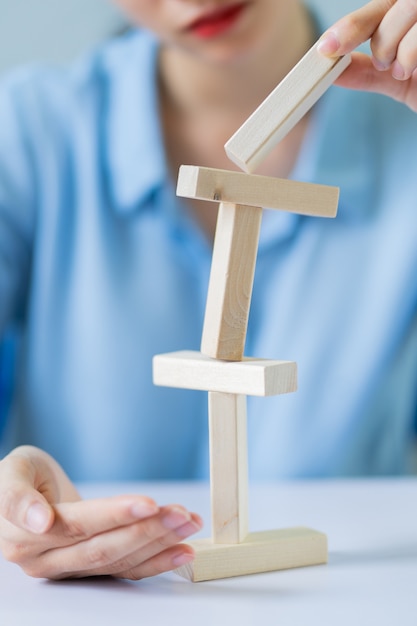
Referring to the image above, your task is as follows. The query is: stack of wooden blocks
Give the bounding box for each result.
[153,44,351,582]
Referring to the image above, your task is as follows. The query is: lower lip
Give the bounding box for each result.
[188,4,246,39]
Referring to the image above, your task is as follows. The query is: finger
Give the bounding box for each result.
[51,507,198,578]
[0,453,54,534]
[0,493,162,573]
[50,495,159,545]
[371,0,417,70]
[26,505,200,579]
[335,52,417,112]
[317,0,397,56]
[0,493,160,567]
[116,544,196,581]
[107,512,203,578]
[392,23,417,80]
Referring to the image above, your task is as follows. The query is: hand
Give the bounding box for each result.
[0,446,202,580]
[317,0,417,112]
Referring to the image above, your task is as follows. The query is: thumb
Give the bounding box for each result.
[317,0,396,57]
[0,452,55,534]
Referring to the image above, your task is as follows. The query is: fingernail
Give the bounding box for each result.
[392,61,406,80]
[130,501,159,519]
[372,57,390,71]
[25,503,50,534]
[162,507,191,530]
[172,551,194,567]
[317,32,340,56]
[175,520,202,539]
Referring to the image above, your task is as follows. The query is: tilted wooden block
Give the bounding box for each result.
[177,165,339,218]
[209,392,248,544]
[152,351,297,396]
[201,202,262,361]
[176,527,328,582]
[225,45,351,172]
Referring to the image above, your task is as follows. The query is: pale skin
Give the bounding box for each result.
[0,0,416,581]
[318,0,417,113]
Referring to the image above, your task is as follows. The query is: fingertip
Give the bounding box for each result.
[317,31,341,57]
[372,56,390,72]
[130,497,159,519]
[391,61,407,81]
[25,502,54,534]
[172,547,195,567]
[190,512,204,528]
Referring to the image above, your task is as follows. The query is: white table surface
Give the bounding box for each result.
[0,479,416,626]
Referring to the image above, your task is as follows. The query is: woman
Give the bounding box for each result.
[0,0,416,580]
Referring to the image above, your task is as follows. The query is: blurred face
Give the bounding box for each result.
[112,0,297,63]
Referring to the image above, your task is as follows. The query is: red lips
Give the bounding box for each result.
[187,3,247,39]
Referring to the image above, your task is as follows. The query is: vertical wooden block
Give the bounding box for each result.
[201,202,262,361]
[209,392,248,544]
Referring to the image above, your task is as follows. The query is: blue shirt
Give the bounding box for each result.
[0,27,416,481]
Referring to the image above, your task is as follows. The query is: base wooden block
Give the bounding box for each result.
[175,527,327,582]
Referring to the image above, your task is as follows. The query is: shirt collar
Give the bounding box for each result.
[104,30,167,214]
[303,86,379,222]
[259,84,379,249]
[103,29,377,231]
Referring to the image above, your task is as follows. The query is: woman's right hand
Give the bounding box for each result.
[0,446,202,580]
[318,0,417,113]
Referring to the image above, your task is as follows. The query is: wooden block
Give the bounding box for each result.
[176,527,328,582]
[201,202,262,361]
[224,46,351,172]
[153,351,297,397]
[177,165,339,218]
[209,392,248,543]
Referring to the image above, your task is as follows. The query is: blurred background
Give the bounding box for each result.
[0,0,364,76]
[0,0,125,75]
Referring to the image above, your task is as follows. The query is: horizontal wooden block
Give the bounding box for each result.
[177,165,339,218]
[176,527,328,582]
[153,351,297,397]
[225,45,351,173]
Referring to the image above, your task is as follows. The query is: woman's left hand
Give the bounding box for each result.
[318,0,417,112]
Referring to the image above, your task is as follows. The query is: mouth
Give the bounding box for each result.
[186,3,248,39]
